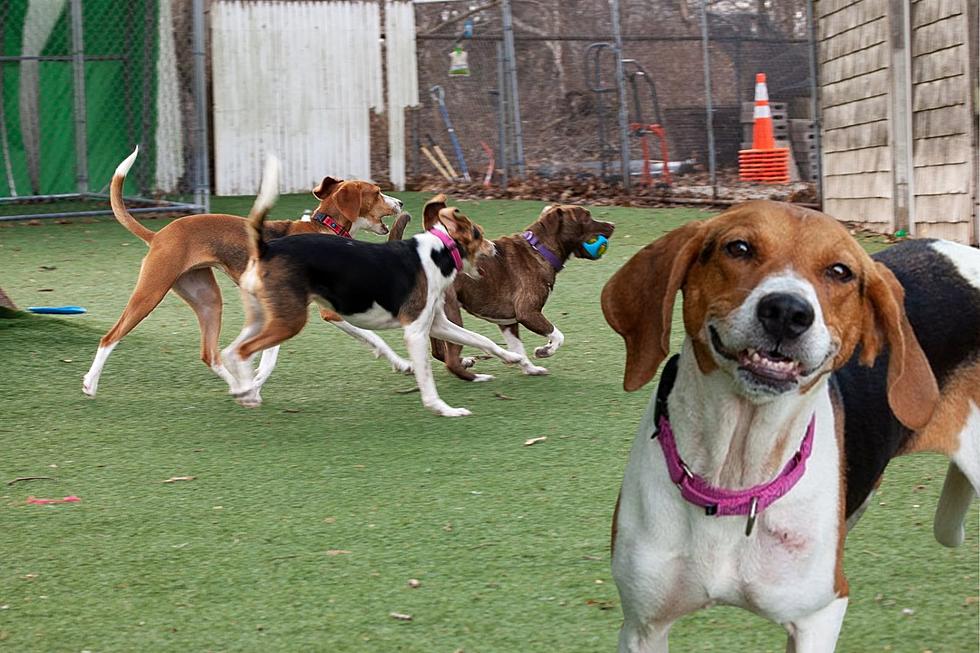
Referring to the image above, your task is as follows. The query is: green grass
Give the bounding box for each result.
[0,195,976,652]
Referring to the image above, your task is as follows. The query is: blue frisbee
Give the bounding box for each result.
[27,306,87,315]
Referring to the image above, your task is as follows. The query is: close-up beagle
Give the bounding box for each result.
[601,200,979,652]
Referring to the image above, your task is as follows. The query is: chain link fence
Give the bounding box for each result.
[0,0,208,219]
[0,0,820,215]
[412,0,820,201]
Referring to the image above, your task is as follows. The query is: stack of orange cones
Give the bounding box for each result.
[739,73,790,184]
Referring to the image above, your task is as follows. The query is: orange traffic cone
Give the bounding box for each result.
[739,73,790,184]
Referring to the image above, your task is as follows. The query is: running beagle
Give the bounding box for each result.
[602,200,978,651]
[221,161,523,416]
[83,147,409,401]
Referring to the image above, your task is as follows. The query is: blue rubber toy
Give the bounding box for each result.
[27,306,87,315]
[582,235,609,260]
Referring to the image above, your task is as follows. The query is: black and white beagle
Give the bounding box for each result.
[602,200,978,652]
[220,161,523,416]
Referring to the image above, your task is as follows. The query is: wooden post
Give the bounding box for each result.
[887,0,914,236]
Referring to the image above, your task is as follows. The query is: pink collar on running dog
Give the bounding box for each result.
[655,413,815,536]
[428,228,463,272]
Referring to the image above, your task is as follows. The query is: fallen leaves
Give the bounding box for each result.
[523,436,547,446]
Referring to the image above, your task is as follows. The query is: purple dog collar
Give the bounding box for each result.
[522,231,563,270]
[429,228,463,271]
[312,211,351,239]
[656,413,815,536]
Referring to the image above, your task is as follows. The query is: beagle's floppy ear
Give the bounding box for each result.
[423,194,448,230]
[312,176,343,200]
[858,261,938,430]
[330,183,363,223]
[601,221,705,391]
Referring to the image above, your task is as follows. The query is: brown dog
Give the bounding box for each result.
[82,147,404,398]
[415,204,614,381]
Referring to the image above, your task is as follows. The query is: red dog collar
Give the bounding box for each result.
[312,211,351,239]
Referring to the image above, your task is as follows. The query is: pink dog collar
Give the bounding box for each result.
[429,228,463,271]
[655,413,815,536]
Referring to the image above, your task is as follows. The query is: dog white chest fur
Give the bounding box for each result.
[613,347,844,644]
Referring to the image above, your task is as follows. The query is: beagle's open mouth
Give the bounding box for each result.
[709,326,804,386]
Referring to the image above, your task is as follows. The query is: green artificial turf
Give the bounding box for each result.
[0,195,976,652]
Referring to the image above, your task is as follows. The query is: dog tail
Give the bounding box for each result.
[933,461,975,547]
[110,146,156,244]
[245,155,281,261]
[387,211,412,242]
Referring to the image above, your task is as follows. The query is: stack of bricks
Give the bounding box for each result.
[788,119,819,182]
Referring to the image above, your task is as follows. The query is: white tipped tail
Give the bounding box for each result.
[245,154,281,261]
[110,145,155,244]
[115,145,139,178]
[255,154,280,214]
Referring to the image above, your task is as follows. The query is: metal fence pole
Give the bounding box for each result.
[806,0,824,204]
[496,41,510,187]
[191,0,210,211]
[69,0,89,194]
[610,0,631,193]
[698,0,717,197]
[500,0,525,178]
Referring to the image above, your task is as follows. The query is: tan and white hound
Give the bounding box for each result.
[602,200,978,652]
[83,147,407,400]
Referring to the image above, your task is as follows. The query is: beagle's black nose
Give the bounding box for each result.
[757,292,814,340]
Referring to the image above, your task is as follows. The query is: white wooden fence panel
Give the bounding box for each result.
[212,1,382,195]
[385,1,419,191]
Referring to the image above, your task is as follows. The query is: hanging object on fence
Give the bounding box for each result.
[448,17,473,77]
[448,45,470,77]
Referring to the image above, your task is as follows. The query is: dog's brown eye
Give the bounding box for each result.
[827,263,854,282]
[724,240,752,259]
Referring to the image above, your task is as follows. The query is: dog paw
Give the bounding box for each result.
[441,406,472,417]
[533,345,556,359]
[235,391,262,408]
[471,373,495,383]
[426,400,471,417]
[461,356,476,369]
[390,358,413,374]
[82,376,98,397]
[522,364,549,376]
[501,351,524,364]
